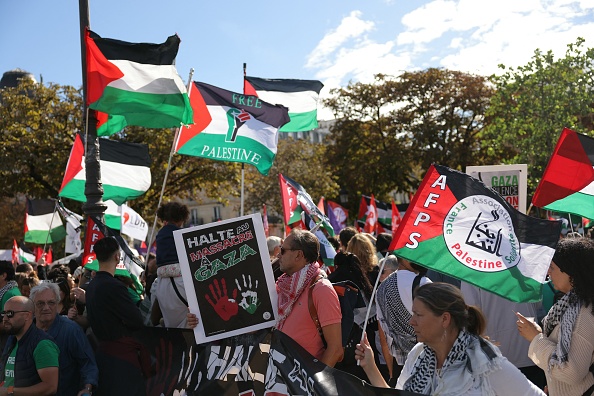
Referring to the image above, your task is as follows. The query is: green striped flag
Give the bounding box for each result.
[24,198,66,244]
[244,76,323,132]
[59,134,151,205]
[86,29,193,136]
[175,82,289,175]
[532,128,594,219]
[390,165,561,303]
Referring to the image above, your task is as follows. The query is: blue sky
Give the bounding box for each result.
[2,0,593,118]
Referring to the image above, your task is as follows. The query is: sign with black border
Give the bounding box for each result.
[174,214,278,343]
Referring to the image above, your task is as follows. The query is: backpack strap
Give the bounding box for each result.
[411,273,423,301]
[308,274,327,346]
[170,277,188,307]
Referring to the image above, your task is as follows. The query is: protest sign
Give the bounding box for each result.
[174,214,278,343]
[466,164,528,213]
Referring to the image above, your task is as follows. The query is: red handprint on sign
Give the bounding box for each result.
[205,278,239,321]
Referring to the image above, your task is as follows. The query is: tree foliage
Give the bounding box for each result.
[324,70,496,213]
[484,38,594,193]
[0,79,239,247]
[244,138,339,218]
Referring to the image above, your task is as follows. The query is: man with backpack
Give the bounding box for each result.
[275,229,344,367]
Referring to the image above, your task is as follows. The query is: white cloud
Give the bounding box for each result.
[306,10,375,69]
[309,1,594,118]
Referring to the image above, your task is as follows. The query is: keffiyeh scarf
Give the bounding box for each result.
[275,262,321,330]
[0,281,18,303]
[376,271,417,365]
[404,330,502,396]
[542,290,581,368]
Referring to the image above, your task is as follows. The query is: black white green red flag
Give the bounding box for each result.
[59,134,151,205]
[85,29,193,135]
[244,76,323,132]
[532,128,594,219]
[278,174,335,236]
[175,82,290,175]
[390,164,562,303]
[24,198,66,244]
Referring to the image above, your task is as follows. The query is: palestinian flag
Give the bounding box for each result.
[304,212,336,266]
[104,200,122,230]
[86,29,192,132]
[244,76,323,132]
[175,82,289,175]
[390,164,561,303]
[59,134,151,205]
[357,195,392,234]
[279,174,334,236]
[279,174,305,235]
[532,128,594,219]
[24,198,66,244]
[96,111,127,137]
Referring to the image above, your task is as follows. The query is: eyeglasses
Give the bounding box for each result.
[35,300,57,309]
[1,310,31,318]
[280,247,299,255]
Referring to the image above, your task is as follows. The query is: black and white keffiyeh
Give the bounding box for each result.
[404,329,473,394]
[376,271,417,365]
[542,290,581,368]
[0,280,18,304]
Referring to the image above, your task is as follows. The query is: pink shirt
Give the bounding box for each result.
[278,278,342,359]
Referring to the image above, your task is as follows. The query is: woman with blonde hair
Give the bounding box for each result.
[346,233,379,285]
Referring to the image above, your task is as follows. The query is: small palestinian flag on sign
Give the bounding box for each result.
[390,164,562,303]
[532,128,594,219]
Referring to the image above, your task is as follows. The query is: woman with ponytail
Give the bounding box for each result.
[356,282,545,395]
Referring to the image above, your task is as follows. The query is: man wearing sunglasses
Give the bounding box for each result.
[275,229,343,367]
[0,296,59,395]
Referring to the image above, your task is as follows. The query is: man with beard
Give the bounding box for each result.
[0,296,59,395]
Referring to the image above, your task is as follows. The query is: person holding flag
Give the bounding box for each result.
[356,282,545,395]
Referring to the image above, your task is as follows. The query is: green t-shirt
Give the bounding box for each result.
[3,339,59,388]
[0,287,21,311]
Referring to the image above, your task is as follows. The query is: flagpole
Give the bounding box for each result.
[144,68,195,263]
[357,257,387,366]
[240,62,248,217]
[41,200,60,260]
[241,164,245,216]
[79,0,107,221]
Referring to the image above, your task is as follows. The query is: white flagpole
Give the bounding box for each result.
[241,164,245,216]
[145,68,194,263]
[357,257,387,366]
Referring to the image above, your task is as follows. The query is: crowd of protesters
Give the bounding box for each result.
[1,201,593,396]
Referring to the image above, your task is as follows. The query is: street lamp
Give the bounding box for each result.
[339,188,349,205]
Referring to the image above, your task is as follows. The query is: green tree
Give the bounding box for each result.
[395,68,495,171]
[324,70,495,213]
[484,38,594,194]
[244,138,339,219]
[0,79,239,247]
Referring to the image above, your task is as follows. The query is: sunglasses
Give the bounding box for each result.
[280,247,299,255]
[1,310,30,318]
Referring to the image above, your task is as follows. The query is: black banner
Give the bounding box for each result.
[127,327,422,396]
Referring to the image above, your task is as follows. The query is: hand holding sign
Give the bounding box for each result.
[205,278,238,321]
[235,274,260,314]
